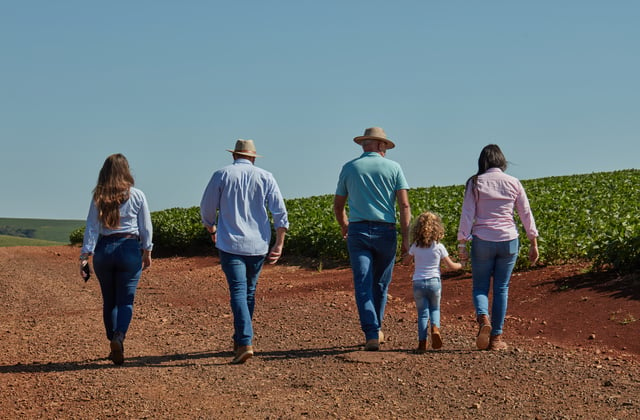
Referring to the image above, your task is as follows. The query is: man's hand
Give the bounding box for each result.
[267,246,282,264]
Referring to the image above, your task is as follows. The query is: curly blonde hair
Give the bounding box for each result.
[410,211,445,248]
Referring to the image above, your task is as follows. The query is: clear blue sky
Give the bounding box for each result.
[1,1,638,220]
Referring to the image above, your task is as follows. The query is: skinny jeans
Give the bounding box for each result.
[412,277,441,341]
[92,236,142,341]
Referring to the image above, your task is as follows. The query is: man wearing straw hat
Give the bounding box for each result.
[334,127,411,351]
[200,139,289,364]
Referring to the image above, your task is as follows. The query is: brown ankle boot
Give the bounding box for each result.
[489,334,508,351]
[231,345,254,364]
[431,326,442,349]
[476,315,492,350]
[416,340,427,354]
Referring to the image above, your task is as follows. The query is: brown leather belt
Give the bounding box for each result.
[106,232,139,239]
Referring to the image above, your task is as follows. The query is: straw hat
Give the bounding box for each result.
[227,139,262,158]
[353,127,395,149]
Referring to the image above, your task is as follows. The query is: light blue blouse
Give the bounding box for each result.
[81,187,153,254]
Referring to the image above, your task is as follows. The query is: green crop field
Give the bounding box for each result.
[0,218,84,245]
[24,169,640,274]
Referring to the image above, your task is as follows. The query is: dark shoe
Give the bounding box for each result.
[415,340,427,354]
[231,345,254,364]
[364,338,380,351]
[110,332,125,365]
[476,315,491,350]
[431,326,442,350]
[489,334,508,351]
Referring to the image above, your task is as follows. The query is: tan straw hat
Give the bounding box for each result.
[227,139,262,158]
[353,127,395,149]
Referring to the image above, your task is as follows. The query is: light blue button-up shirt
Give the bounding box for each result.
[200,159,289,256]
[81,187,153,254]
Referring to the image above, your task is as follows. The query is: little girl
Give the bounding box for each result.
[403,212,462,353]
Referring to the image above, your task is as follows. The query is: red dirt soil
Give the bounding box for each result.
[1,246,638,418]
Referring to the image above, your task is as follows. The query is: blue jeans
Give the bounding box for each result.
[219,250,266,346]
[412,277,441,341]
[93,236,142,341]
[347,221,397,340]
[471,237,519,336]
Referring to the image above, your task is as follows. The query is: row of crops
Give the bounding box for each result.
[70,169,640,272]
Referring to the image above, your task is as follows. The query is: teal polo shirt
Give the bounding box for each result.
[335,152,409,223]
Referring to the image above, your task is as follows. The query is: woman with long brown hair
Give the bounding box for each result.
[80,154,153,365]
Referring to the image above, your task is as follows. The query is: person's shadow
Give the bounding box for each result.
[0,345,362,373]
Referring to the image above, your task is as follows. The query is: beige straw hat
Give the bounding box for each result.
[227,139,262,158]
[353,127,395,149]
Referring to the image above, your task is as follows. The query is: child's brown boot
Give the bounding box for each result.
[431,325,442,349]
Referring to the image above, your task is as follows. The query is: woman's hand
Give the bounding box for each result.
[80,260,92,281]
[528,245,539,265]
[528,237,539,265]
[457,243,469,263]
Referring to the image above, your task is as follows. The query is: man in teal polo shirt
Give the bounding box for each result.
[334,127,411,351]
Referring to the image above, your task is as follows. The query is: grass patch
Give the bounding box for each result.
[0,234,64,247]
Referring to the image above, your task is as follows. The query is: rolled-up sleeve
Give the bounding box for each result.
[200,173,221,229]
[137,190,153,251]
[515,182,538,240]
[81,200,100,255]
[267,175,289,230]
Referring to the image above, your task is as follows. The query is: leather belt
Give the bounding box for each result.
[106,232,139,239]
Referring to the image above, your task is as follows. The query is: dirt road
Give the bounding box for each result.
[1,246,638,418]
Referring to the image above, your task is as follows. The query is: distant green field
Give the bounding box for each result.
[0,218,84,244]
[0,234,65,247]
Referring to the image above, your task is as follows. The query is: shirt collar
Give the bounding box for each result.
[361,151,383,157]
[234,158,253,165]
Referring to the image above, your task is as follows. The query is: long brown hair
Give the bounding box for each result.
[410,212,445,248]
[93,154,134,229]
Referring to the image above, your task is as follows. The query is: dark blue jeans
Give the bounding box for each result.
[219,250,266,346]
[347,221,397,340]
[92,236,142,341]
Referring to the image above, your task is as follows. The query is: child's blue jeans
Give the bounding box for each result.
[412,277,441,341]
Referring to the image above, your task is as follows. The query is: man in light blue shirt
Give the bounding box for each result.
[201,139,289,364]
[334,127,411,351]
